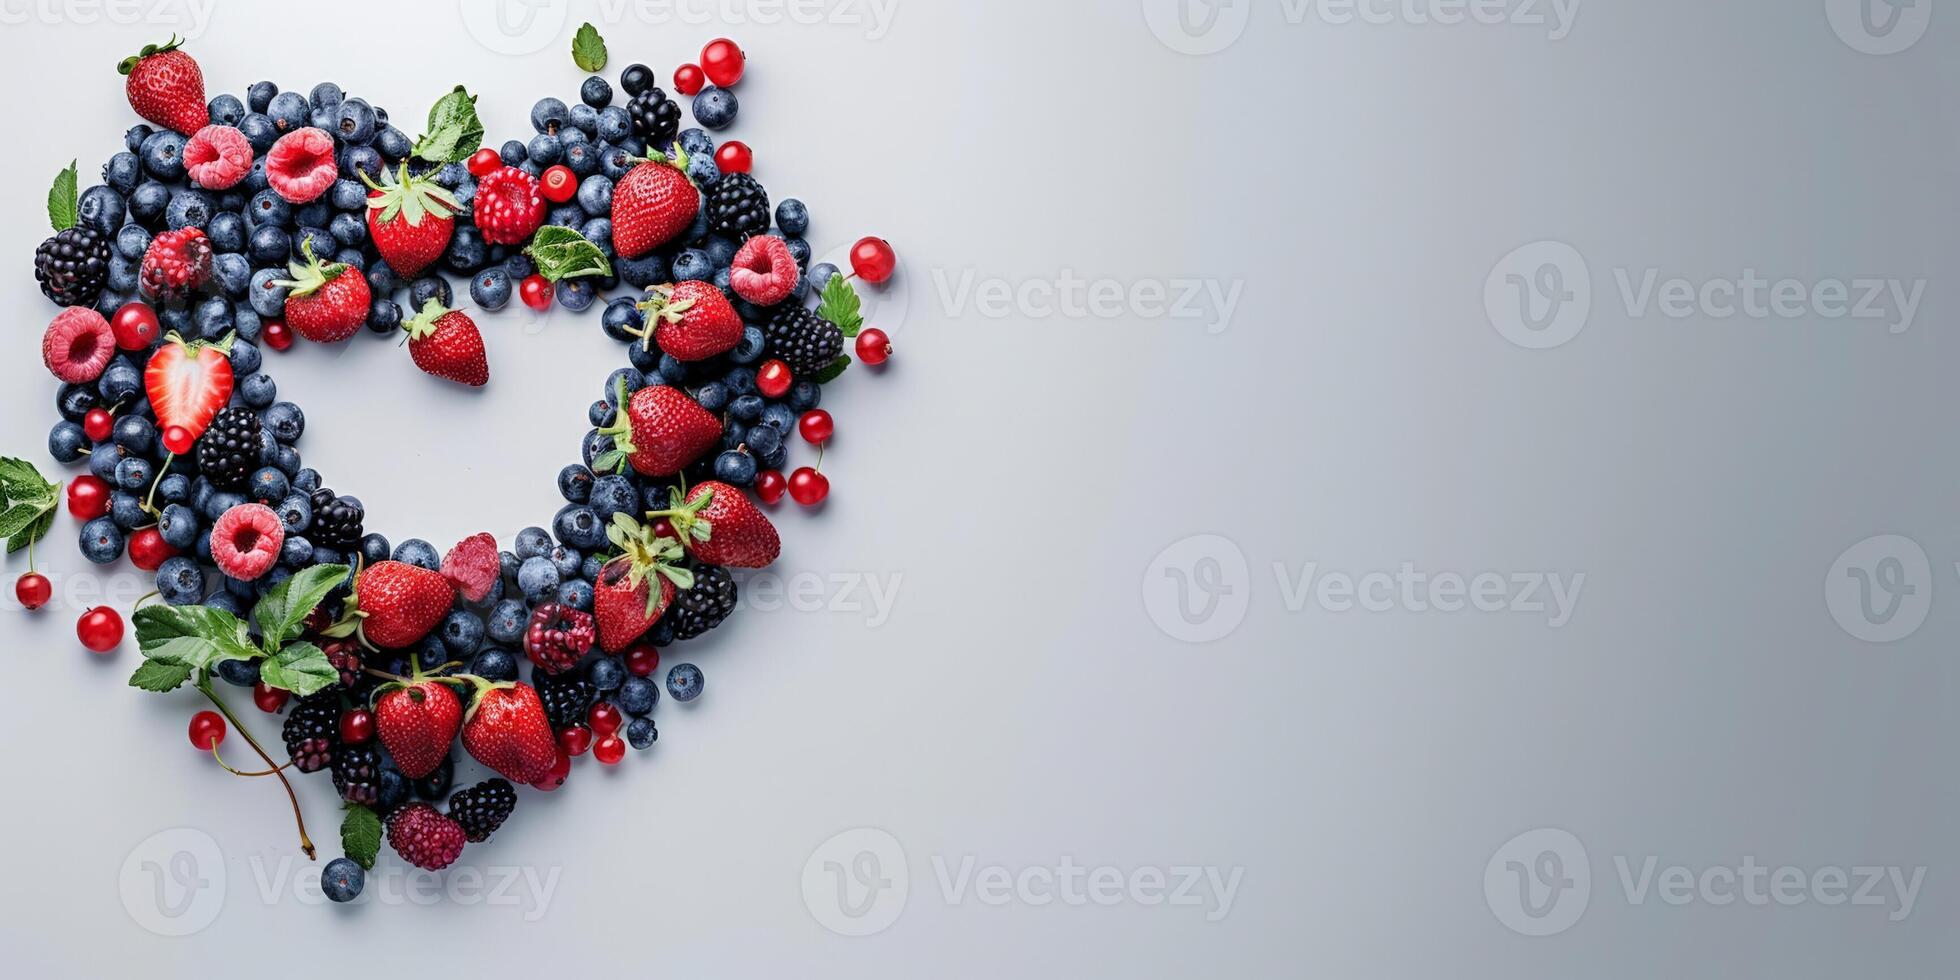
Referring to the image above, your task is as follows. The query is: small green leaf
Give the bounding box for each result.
[6,511,54,555]
[252,563,350,650]
[809,356,852,385]
[341,804,383,870]
[817,274,864,338]
[258,640,337,697]
[134,604,258,672]
[128,659,196,693]
[412,86,484,164]
[0,457,58,505]
[525,225,614,282]
[571,22,608,72]
[47,161,77,232]
[0,502,46,541]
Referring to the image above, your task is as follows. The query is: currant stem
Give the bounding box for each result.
[210,742,291,778]
[199,679,315,860]
[142,452,174,514]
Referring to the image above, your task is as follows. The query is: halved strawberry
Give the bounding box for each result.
[144,333,235,445]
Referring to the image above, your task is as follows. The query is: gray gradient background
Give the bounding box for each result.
[0,0,1953,975]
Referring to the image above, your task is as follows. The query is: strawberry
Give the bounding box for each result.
[144,333,234,444]
[461,680,559,786]
[593,380,722,477]
[612,147,701,258]
[593,516,694,652]
[374,678,462,780]
[473,166,546,246]
[440,532,501,604]
[363,163,459,278]
[117,37,205,136]
[274,241,371,344]
[635,281,742,361]
[353,560,454,650]
[649,481,781,569]
[404,301,488,386]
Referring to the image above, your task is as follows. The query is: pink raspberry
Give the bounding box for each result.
[387,803,467,871]
[210,503,284,581]
[41,306,115,384]
[183,125,254,190]
[441,532,501,604]
[729,235,799,306]
[266,127,338,204]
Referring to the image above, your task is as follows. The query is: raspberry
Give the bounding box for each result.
[183,124,253,190]
[265,127,338,204]
[473,167,546,246]
[729,235,799,306]
[447,778,517,843]
[441,532,500,604]
[386,803,467,871]
[41,307,116,384]
[138,228,213,304]
[524,602,594,675]
[210,503,284,581]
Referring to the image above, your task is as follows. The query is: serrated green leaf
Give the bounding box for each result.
[412,86,484,164]
[134,603,239,649]
[817,274,864,338]
[47,161,77,231]
[258,640,336,697]
[0,457,57,504]
[6,511,54,555]
[0,502,45,541]
[809,356,852,385]
[572,22,608,72]
[252,563,350,650]
[342,804,383,870]
[128,659,196,693]
[525,225,614,281]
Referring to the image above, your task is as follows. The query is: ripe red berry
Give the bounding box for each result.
[67,475,111,520]
[16,572,51,610]
[588,702,623,737]
[128,527,175,571]
[533,749,572,791]
[594,735,626,765]
[850,237,896,284]
[788,467,829,506]
[188,710,225,751]
[714,141,752,174]
[110,301,160,351]
[558,724,593,757]
[77,605,123,653]
[623,645,660,677]
[83,407,114,442]
[855,327,892,364]
[701,38,744,88]
[756,359,792,398]
[467,147,504,177]
[253,682,288,713]
[673,63,706,96]
[650,517,677,542]
[797,409,833,445]
[340,708,375,744]
[520,274,553,311]
[540,164,578,204]
[755,469,787,505]
[261,318,292,351]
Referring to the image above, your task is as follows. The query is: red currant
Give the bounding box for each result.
[110,301,160,351]
[650,517,677,542]
[16,572,52,611]
[756,359,793,399]
[533,749,572,791]
[588,701,623,737]
[788,467,830,506]
[467,147,504,177]
[594,735,626,765]
[253,682,288,713]
[624,645,660,677]
[83,407,114,443]
[540,164,578,203]
[128,527,175,572]
[700,38,744,88]
[188,710,226,751]
[67,475,111,520]
[520,274,554,311]
[673,63,706,96]
[261,318,292,351]
[855,327,892,365]
[850,237,896,284]
[160,425,194,456]
[558,724,593,757]
[755,469,787,505]
[714,141,752,174]
[77,606,124,653]
[339,708,375,744]
[798,409,833,445]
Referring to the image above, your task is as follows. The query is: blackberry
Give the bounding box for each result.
[666,559,737,641]
[34,226,111,307]
[332,743,383,806]
[626,87,681,150]
[534,670,594,728]
[447,778,517,842]
[282,692,339,772]
[706,173,770,240]
[195,407,261,492]
[309,487,365,550]
[763,307,844,377]
[322,638,363,687]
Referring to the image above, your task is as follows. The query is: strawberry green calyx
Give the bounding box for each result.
[272,239,349,298]
[639,143,695,185]
[118,34,184,75]
[361,162,460,229]
[605,514,695,614]
[593,376,639,473]
[455,673,520,724]
[159,329,237,359]
[627,284,697,350]
[403,299,455,342]
[645,484,716,547]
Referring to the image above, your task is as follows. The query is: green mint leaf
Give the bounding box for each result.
[524,225,614,281]
[412,86,484,164]
[252,563,350,650]
[128,659,197,692]
[817,274,865,338]
[341,804,383,870]
[0,457,57,504]
[134,603,240,649]
[47,160,77,232]
[258,640,337,697]
[6,511,54,555]
[809,356,852,385]
[0,502,45,541]
[572,22,608,72]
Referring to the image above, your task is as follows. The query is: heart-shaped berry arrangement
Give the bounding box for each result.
[13,29,898,903]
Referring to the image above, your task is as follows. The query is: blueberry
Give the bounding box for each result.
[594,105,633,144]
[714,449,758,486]
[262,402,304,442]
[556,278,597,312]
[156,556,204,604]
[323,213,364,250]
[207,253,250,299]
[48,420,88,463]
[684,152,721,189]
[291,468,321,494]
[517,556,560,602]
[665,249,710,284]
[277,534,313,568]
[204,212,245,254]
[704,236,739,270]
[307,81,343,111]
[548,203,588,229]
[760,402,796,433]
[392,538,440,571]
[410,276,451,310]
[414,756,454,799]
[621,64,655,96]
[341,145,383,181]
[241,468,286,507]
[500,139,528,165]
[238,112,279,153]
[375,125,413,160]
[598,298,642,344]
[626,716,657,749]
[125,124,153,152]
[248,187,293,228]
[787,380,821,412]
[73,186,124,238]
[292,225,334,260]
[616,251,668,289]
[100,358,145,404]
[365,260,405,300]
[514,526,553,559]
[692,87,738,130]
[440,610,485,657]
[730,394,765,423]
[319,857,364,903]
[154,474,190,505]
[367,298,402,335]
[471,646,520,682]
[485,600,529,647]
[556,578,594,611]
[467,267,512,311]
[240,372,277,409]
[525,133,563,167]
[79,516,124,564]
[531,97,570,133]
[588,400,616,427]
[442,225,488,274]
[618,675,659,716]
[155,504,199,551]
[730,325,766,364]
[775,199,809,236]
[584,477,635,526]
[128,181,170,227]
[745,422,783,458]
[112,415,156,455]
[553,505,606,551]
[559,125,590,148]
[627,342,662,374]
[785,237,812,269]
[114,456,152,491]
[208,93,246,126]
[567,103,598,138]
[114,223,152,260]
[586,657,625,693]
[504,253,536,281]
[248,225,291,266]
[334,98,376,144]
[558,464,594,504]
[678,128,714,158]
[140,130,187,181]
[666,663,704,702]
[598,144,636,181]
[560,140,597,178]
[214,657,261,688]
[247,81,277,113]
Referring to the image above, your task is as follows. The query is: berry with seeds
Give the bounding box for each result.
[447,778,517,842]
[195,406,261,491]
[265,127,338,203]
[593,516,690,653]
[138,227,213,303]
[35,225,111,308]
[728,235,797,306]
[355,560,454,649]
[636,280,742,361]
[473,166,546,246]
[664,558,738,640]
[386,803,466,871]
[183,124,252,190]
[595,384,722,478]
[42,307,116,384]
[309,488,365,550]
[119,37,206,135]
[627,86,681,148]
[332,743,383,805]
[210,503,284,580]
[282,691,339,772]
[536,671,595,729]
[404,301,489,387]
[363,162,460,278]
[440,532,500,604]
[611,148,699,258]
[375,678,462,779]
[273,242,371,344]
[524,602,595,674]
[461,680,559,786]
[706,172,769,239]
[763,306,844,377]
